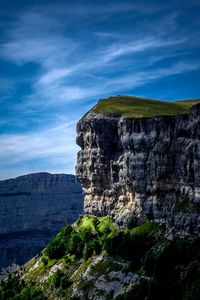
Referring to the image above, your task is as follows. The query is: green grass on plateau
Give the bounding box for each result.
[93,96,200,118]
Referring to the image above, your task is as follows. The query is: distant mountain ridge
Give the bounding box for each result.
[0,172,84,271]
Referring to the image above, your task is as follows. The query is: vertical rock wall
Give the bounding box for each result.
[76,105,200,234]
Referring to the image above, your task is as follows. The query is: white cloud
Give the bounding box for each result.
[1,11,76,67]
[0,121,78,178]
[100,61,200,93]
[38,68,74,85]
[101,38,186,63]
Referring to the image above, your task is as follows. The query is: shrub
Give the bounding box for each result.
[83,239,101,260]
[41,257,48,267]
[20,285,46,300]
[45,238,66,259]
[45,225,73,259]
[48,270,65,288]
[64,253,76,263]
[60,276,72,290]
[68,233,84,258]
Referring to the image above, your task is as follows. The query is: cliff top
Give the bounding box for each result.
[93,96,200,118]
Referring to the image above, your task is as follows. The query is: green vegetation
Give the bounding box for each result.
[44,215,160,267]
[43,215,200,299]
[45,225,73,259]
[116,238,200,300]
[48,269,72,298]
[45,215,118,261]
[93,96,200,118]
[0,275,46,300]
[24,259,46,281]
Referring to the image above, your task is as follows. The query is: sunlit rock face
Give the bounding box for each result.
[76,104,200,234]
[0,172,83,270]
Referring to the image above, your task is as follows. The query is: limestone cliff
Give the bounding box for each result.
[0,172,83,270]
[76,100,200,234]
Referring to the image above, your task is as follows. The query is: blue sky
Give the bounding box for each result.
[0,0,200,179]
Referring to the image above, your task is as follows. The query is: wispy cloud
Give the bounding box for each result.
[38,68,74,85]
[101,61,200,93]
[101,38,187,63]
[32,2,160,19]
[0,11,77,68]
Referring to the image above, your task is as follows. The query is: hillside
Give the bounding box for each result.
[0,215,200,300]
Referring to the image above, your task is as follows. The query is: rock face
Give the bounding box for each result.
[76,104,200,234]
[0,173,83,270]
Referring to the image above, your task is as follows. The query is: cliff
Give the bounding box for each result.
[0,172,83,271]
[76,96,200,234]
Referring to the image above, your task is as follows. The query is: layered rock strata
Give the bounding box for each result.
[76,104,200,234]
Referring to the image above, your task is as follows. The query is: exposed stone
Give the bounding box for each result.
[76,104,200,234]
[71,255,138,300]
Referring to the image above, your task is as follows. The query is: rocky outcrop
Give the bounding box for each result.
[76,104,200,234]
[71,255,139,300]
[0,172,83,270]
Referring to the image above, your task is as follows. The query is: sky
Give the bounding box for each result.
[0,0,200,179]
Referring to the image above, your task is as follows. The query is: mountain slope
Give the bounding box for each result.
[0,215,199,300]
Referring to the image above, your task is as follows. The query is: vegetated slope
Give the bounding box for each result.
[93,95,200,118]
[0,215,199,300]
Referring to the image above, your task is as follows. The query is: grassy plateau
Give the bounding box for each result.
[93,96,200,118]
